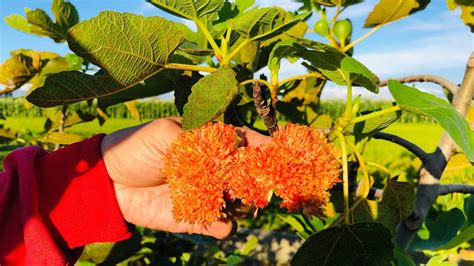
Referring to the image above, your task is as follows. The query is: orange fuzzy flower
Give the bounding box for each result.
[163,122,240,224]
[227,146,274,208]
[164,122,341,224]
[266,123,341,216]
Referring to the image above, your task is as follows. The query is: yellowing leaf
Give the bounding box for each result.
[0,49,61,90]
[460,5,474,32]
[4,0,79,42]
[364,0,429,27]
[229,7,310,41]
[125,101,141,121]
[43,132,84,144]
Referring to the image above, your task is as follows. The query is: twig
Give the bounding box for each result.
[54,105,68,151]
[396,53,474,250]
[378,75,459,95]
[373,132,430,164]
[438,184,474,196]
[252,83,278,136]
[0,87,18,95]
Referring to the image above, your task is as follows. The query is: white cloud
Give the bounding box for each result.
[396,10,464,32]
[340,0,378,19]
[178,18,198,31]
[320,82,447,100]
[255,0,301,11]
[136,1,157,14]
[354,32,472,79]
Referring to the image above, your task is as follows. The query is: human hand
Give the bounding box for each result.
[101,118,269,239]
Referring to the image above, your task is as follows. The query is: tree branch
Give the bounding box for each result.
[438,184,474,196]
[0,86,19,95]
[252,83,278,136]
[396,53,474,250]
[378,75,459,95]
[373,132,430,164]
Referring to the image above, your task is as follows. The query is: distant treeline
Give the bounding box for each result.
[0,98,436,123]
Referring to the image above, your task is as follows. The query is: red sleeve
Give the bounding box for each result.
[0,135,133,265]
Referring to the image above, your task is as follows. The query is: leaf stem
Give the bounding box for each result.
[335,131,350,225]
[329,4,341,37]
[278,73,325,87]
[328,4,342,50]
[164,63,217,73]
[222,39,251,65]
[352,105,401,124]
[343,24,383,52]
[195,20,223,61]
[366,161,390,177]
[347,141,370,200]
[239,79,273,89]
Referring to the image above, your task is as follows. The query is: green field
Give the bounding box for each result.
[0,116,444,170]
[3,116,469,187]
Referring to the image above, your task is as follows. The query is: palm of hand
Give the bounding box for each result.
[101,119,235,239]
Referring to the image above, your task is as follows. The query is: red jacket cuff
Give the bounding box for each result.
[35,134,132,249]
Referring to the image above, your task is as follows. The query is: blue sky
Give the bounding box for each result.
[0,0,472,99]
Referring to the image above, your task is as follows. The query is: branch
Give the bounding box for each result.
[396,53,474,250]
[438,184,474,196]
[378,75,459,95]
[0,86,19,95]
[373,132,430,164]
[252,83,278,136]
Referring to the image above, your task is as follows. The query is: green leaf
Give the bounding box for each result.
[228,8,310,41]
[67,12,183,85]
[352,177,415,235]
[4,14,32,34]
[278,214,307,234]
[5,1,79,42]
[393,245,416,266]
[97,55,194,110]
[299,38,379,92]
[436,224,474,251]
[364,0,430,27]
[147,0,224,21]
[269,39,379,93]
[291,222,394,266]
[426,255,457,266]
[268,39,304,81]
[388,80,474,161]
[28,9,65,41]
[411,208,465,250]
[346,109,402,140]
[465,195,474,225]
[27,12,184,107]
[80,231,143,264]
[25,54,83,97]
[174,72,203,116]
[239,235,258,256]
[182,67,238,130]
[51,0,79,32]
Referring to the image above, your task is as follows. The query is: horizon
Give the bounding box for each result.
[0,0,472,100]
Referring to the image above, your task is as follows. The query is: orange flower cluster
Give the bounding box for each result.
[163,122,341,224]
[163,123,240,224]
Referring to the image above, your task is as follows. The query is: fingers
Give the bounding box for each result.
[191,220,237,240]
[239,127,271,147]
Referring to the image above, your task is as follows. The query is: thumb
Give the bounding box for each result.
[189,220,237,240]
